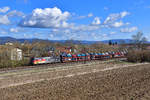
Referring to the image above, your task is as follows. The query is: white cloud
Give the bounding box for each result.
[18,9,132,38]
[0,15,10,25]
[0,28,7,34]
[76,13,93,19]
[9,27,24,33]
[92,17,101,25]
[121,11,129,18]
[70,24,100,32]
[1,31,7,34]
[64,29,70,34]
[49,34,54,38]
[104,7,109,11]
[77,16,86,19]
[103,33,108,36]
[102,34,108,39]
[52,29,59,32]
[7,10,24,17]
[111,21,124,27]
[62,21,69,28]
[120,27,138,33]
[19,7,70,28]
[33,33,41,37]
[10,28,19,33]
[125,22,130,25]
[0,9,24,25]
[0,6,10,13]
[23,33,27,38]
[88,13,93,17]
[103,11,130,28]
[110,32,116,35]
[49,23,101,36]
[104,11,129,24]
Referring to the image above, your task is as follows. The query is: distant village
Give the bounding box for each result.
[0,40,121,62]
[1,39,150,62]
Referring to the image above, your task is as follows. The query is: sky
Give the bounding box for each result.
[0,0,150,41]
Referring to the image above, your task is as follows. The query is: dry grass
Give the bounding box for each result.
[1,62,150,100]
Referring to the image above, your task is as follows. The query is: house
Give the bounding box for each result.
[5,42,13,46]
[56,46,74,54]
[11,48,22,60]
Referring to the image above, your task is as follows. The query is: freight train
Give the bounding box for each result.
[31,50,128,65]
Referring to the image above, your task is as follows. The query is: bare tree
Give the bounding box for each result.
[132,31,147,50]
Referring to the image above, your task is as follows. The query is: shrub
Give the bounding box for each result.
[142,51,150,62]
[127,50,150,63]
[0,59,30,68]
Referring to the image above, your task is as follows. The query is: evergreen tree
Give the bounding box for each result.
[109,40,112,45]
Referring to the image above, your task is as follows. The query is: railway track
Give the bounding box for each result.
[0,58,126,75]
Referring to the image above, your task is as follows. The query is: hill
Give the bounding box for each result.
[0,36,148,45]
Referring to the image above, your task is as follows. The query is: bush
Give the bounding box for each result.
[0,45,31,68]
[142,51,150,62]
[127,50,150,63]
[0,59,30,68]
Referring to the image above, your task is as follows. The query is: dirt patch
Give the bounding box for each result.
[1,62,150,100]
[0,60,144,89]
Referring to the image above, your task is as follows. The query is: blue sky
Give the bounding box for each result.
[0,0,150,41]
